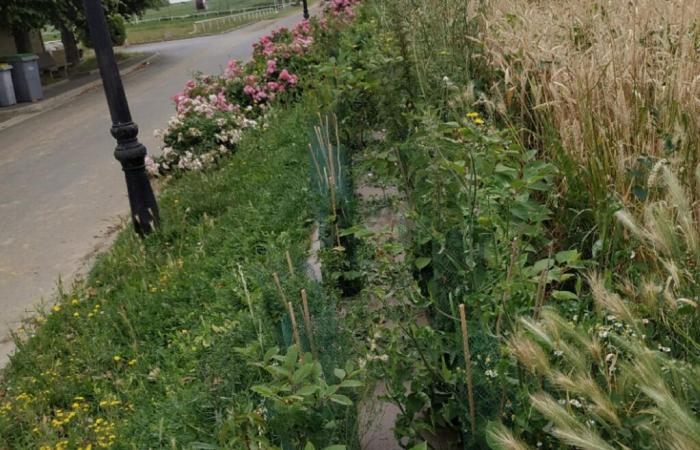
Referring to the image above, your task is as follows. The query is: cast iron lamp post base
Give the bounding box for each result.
[83,0,160,236]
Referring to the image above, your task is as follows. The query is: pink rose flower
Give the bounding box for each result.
[266,59,277,76]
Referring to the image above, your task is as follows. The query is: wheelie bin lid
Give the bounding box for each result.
[0,54,39,63]
[0,63,12,71]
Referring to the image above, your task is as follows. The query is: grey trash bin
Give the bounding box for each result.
[0,54,43,103]
[0,63,16,107]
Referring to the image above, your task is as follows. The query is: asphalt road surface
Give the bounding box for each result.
[0,8,315,366]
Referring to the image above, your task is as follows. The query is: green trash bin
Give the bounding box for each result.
[0,63,16,107]
[0,54,43,103]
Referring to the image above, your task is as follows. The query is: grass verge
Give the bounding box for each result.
[0,98,355,449]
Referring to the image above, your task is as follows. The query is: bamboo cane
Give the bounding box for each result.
[273,272,288,308]
[459,303,477,437]
[287,301,304,362]
[285,250,295,277]
[300,289,318,359]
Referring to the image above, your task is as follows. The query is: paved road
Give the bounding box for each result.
[0,9,313,366]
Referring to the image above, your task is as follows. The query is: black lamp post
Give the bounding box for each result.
[83,0,160,236]
[302,0,309,19]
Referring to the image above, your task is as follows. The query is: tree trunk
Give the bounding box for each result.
[13,30,33,53]
[59,23,81,67]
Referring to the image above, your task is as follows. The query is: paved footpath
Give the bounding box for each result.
[0,9,314,366]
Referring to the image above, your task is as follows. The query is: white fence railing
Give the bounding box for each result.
[192,5,282,33]
[131,2,290,25]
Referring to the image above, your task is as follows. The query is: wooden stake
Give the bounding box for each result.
[285,250,295,277]
[238,265,262,351]
[287,301,304,362]
[300,289,318,359]
[459,303,477,437]
[273,272,288,308]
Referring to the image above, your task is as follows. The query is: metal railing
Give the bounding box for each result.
[192,5,282,33]
[130,2,290,25]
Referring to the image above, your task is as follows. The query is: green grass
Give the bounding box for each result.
[73,52,137,74]
[124,10,278,44]
[42,27,61,43]
[0,99,332,449]
[125,18,205,44]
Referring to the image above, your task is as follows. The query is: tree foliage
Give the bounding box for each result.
[0,0,47,31]
[0,0,167,33]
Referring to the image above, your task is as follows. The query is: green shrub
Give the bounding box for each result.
[80,14,127,48]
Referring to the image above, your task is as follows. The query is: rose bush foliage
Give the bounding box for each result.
[148,0,361,175]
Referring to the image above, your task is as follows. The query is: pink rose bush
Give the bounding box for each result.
[326,0,361,19]
[149,1,361,175]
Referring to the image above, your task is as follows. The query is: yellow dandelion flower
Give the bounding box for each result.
[73,312,80,318]
[112,355,121,362]
[127,359,137,366]
[52,305,61,313]
[474,118,485,125]
[71,298,79,305]
[466,112,480,119]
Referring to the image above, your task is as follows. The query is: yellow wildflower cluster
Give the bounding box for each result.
[39,441,74,450]
[98,397,121,409]
[113,355,138,367]
[89,418,117,448]
[0,391,40,417]
[41,369,60,381]
[87,303,101,319]
[466,111,485,125]
[51,409,77,428]
[0,401,12,416]
[16,392,34,404]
